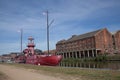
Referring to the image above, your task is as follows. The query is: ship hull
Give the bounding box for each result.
[25,55,62,66]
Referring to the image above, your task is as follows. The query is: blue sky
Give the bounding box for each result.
[0,0,120,55]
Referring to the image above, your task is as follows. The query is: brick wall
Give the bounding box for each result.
[56,28,119,56]
[114,31,120,53]
[95,28,113,54]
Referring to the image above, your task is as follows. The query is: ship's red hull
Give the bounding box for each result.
[25,55,62,66]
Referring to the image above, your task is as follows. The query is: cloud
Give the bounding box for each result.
[0,42,26,54]
[0,0,120,55]
[107,24,120,32]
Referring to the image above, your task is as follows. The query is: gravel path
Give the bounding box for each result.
[0,64,63,80]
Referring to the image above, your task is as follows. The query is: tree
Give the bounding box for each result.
[34,49,43,55]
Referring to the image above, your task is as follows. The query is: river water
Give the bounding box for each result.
[59,61,120,70]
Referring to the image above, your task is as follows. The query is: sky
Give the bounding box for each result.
[0,0,120,55]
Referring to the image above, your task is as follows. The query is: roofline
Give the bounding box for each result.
[94,28,106,36]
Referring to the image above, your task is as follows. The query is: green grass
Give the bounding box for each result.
[62,54,120,63]
[2,63,120,80]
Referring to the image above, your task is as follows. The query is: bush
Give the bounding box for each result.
[94,55,107,62]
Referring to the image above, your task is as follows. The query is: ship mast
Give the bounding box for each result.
[46,11,49,55]
[45,11,54,55]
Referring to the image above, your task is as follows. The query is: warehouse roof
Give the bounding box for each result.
[66,29,102,42]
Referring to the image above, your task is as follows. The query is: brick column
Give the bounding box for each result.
[83,51,85,58]
[92,50,94,57]
[88,50,90,57]
[79,51,81,58]
[75,51,78,58]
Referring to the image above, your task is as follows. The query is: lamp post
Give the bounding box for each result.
[19,28,23,54]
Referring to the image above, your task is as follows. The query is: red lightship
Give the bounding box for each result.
[22,37,62,66]
[16,11,62,66]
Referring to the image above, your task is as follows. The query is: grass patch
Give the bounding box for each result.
[2,63,120,80]
[62,54,120,63]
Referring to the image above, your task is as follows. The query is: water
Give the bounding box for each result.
[59,61,120,70]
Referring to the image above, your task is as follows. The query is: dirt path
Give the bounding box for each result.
[0,64,63,80]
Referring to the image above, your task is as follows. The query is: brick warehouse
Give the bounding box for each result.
[56,28,120,59]
[112,30,120,53]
